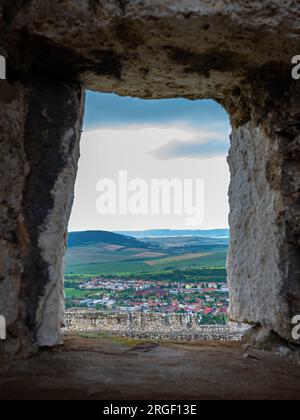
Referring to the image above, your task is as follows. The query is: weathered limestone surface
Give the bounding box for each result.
[0,78,84,352]
[2,337,300,400]
[0,0,300,352]
[0,82,28,353]
[21,79,84,348]
[228,123,289,338]
[228,77,300,343]
[1,0,300,101]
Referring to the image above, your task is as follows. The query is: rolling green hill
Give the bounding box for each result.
[65,230,228,276]
[68,230,146,248]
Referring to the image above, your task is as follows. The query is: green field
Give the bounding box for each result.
[65,232,229,322]
[65,249,227,276]
[65,288,106,299]
[65,231,228,276]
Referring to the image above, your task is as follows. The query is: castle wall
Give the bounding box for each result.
[65,311,245,342]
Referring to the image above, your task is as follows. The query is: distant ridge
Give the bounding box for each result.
[68,230,145,248]
[115,229,230,239]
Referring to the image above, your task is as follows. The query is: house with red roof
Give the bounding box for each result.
[203,308,214,316]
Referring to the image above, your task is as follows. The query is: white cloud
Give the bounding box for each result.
[150,132,230,160]
[69,126,230,231]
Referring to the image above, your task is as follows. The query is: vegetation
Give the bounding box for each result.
[65,231,229,325]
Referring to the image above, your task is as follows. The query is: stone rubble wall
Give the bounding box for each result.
[65,311,246,342]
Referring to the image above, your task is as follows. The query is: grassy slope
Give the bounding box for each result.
[65,248,227,275]
[65,231,228,276]
[68,230,148,248]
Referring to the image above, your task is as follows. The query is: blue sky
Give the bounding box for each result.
[69,92,231,231]
[84,92,228,130]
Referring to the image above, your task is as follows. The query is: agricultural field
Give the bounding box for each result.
[65,232,229,325]
[64,231,229,325]
[65,231,228,276]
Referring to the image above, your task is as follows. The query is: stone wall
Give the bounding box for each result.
[227,75,300,344]
[65,311,246,342]
[228,122,290,340]
[0,78,84,353]
[1,0,300,353]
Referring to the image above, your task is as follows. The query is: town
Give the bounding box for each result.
[65,274,229,325]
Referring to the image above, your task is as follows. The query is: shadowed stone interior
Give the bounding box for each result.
[0,0,300,354]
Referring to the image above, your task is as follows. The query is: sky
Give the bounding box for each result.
[68,92,231,232]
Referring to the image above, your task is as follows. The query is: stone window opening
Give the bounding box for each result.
[0,1,299,358]
[63,92,232,342]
